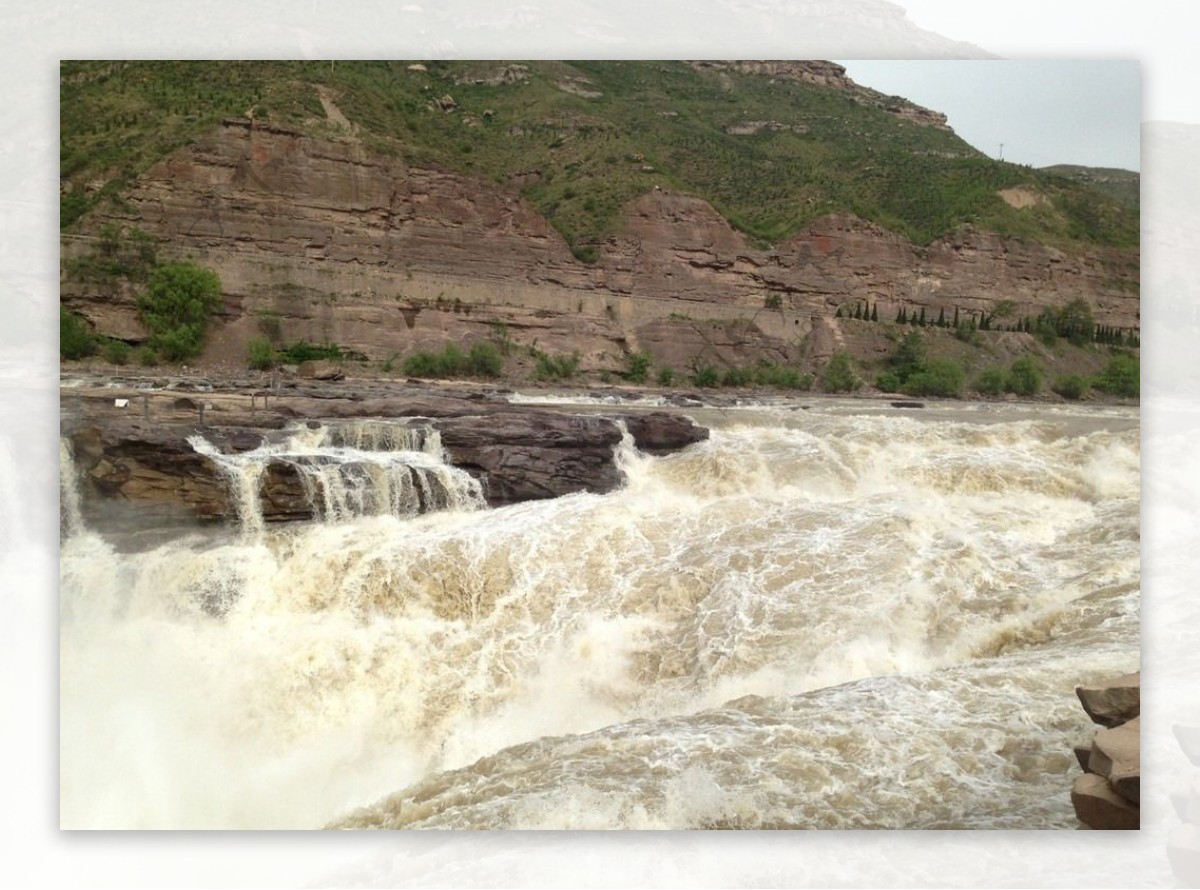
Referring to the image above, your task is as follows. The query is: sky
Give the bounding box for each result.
[892,0,1191,125]
[837,59,1142,171]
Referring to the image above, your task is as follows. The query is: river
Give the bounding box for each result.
[59,395,1139,829]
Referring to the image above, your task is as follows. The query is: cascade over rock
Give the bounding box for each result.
[60,378,709,528]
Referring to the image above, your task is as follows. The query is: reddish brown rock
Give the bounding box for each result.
[1077,672,1140,727]
[1072,773,1140,830]
[61,118,1139,379]
[1088,717,1140,805]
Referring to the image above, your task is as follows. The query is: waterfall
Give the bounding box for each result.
[188,420,484,532]
[59,437,86,539]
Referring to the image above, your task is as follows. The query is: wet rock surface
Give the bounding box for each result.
[1070,672,1140,829]
[61,375,710,523]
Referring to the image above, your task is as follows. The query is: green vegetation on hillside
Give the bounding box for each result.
[137,261,223,361]
[60,60,1139,253]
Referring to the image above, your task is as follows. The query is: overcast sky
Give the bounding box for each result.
[836,60,1141,171]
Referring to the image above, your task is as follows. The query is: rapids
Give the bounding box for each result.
[58,398,1139,829]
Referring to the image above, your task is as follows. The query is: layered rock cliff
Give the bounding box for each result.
[61,117,1139,373]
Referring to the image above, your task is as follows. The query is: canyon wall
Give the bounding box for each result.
[61,119,1139,372]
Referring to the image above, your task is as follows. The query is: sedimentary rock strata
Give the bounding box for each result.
[60,118,1139,376]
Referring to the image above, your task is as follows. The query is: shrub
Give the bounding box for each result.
[1052,374,1089,400]
[753,362,811,390]
[247,336,276,370]
[488,321,515,356]
[888,331,926,384]
[692,363,719,388]
[134,345,159,367]
[974,366,1007,396]
[954,325,983,347]
[721,366,753,387]
[625,351,653,384]
[60,308,96,360]
[1093,354,1139,398]
[278,340,342,363]
[901,358,965,397]
[101,339,130,365]
[532,349,580,381]
[657,366,675,386]
[404,344,464,378]
[1005,356,1042,396]
[822,351,859,393]
[466,341,504,377]
[764,293,783,310]
[136,261,222,362]
[875,371,902,393]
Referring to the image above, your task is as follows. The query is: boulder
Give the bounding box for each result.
[435,411,623,506]
[618,411,710,453]
[1072,773,1139,830]
[1076,672,1140,727]
[1088,717,1140,805]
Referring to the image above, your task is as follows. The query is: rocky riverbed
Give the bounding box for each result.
[60,371,709,534]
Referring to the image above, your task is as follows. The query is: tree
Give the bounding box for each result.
[60,308,96,360]
[889,331,926,383]
[1054,298,1095,346]
[822,351,859,392]
[137,261,222,361]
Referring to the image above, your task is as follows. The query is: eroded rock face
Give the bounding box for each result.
[61,119,1139,375]
[61,384,710,525]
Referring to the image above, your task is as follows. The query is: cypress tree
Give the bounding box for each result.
[871,304,878,322]
[898,306,907,324]
[854,303,862,320]
[937,307,946,327]
[918,307,926,327]
[953,306,960,328]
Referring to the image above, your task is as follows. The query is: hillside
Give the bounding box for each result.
[61,60,1137,253]
[59,61,1139,400]
[1040,165,1140,210]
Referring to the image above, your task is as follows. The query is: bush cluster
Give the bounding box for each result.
[688,359,812,390]
[404,342,505,379]
[531,349,580,381]
[875,332,964,397]
[822,351,859,393]
[1092,354,1139,398]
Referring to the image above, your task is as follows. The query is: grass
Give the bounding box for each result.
[61,61,1138,253]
